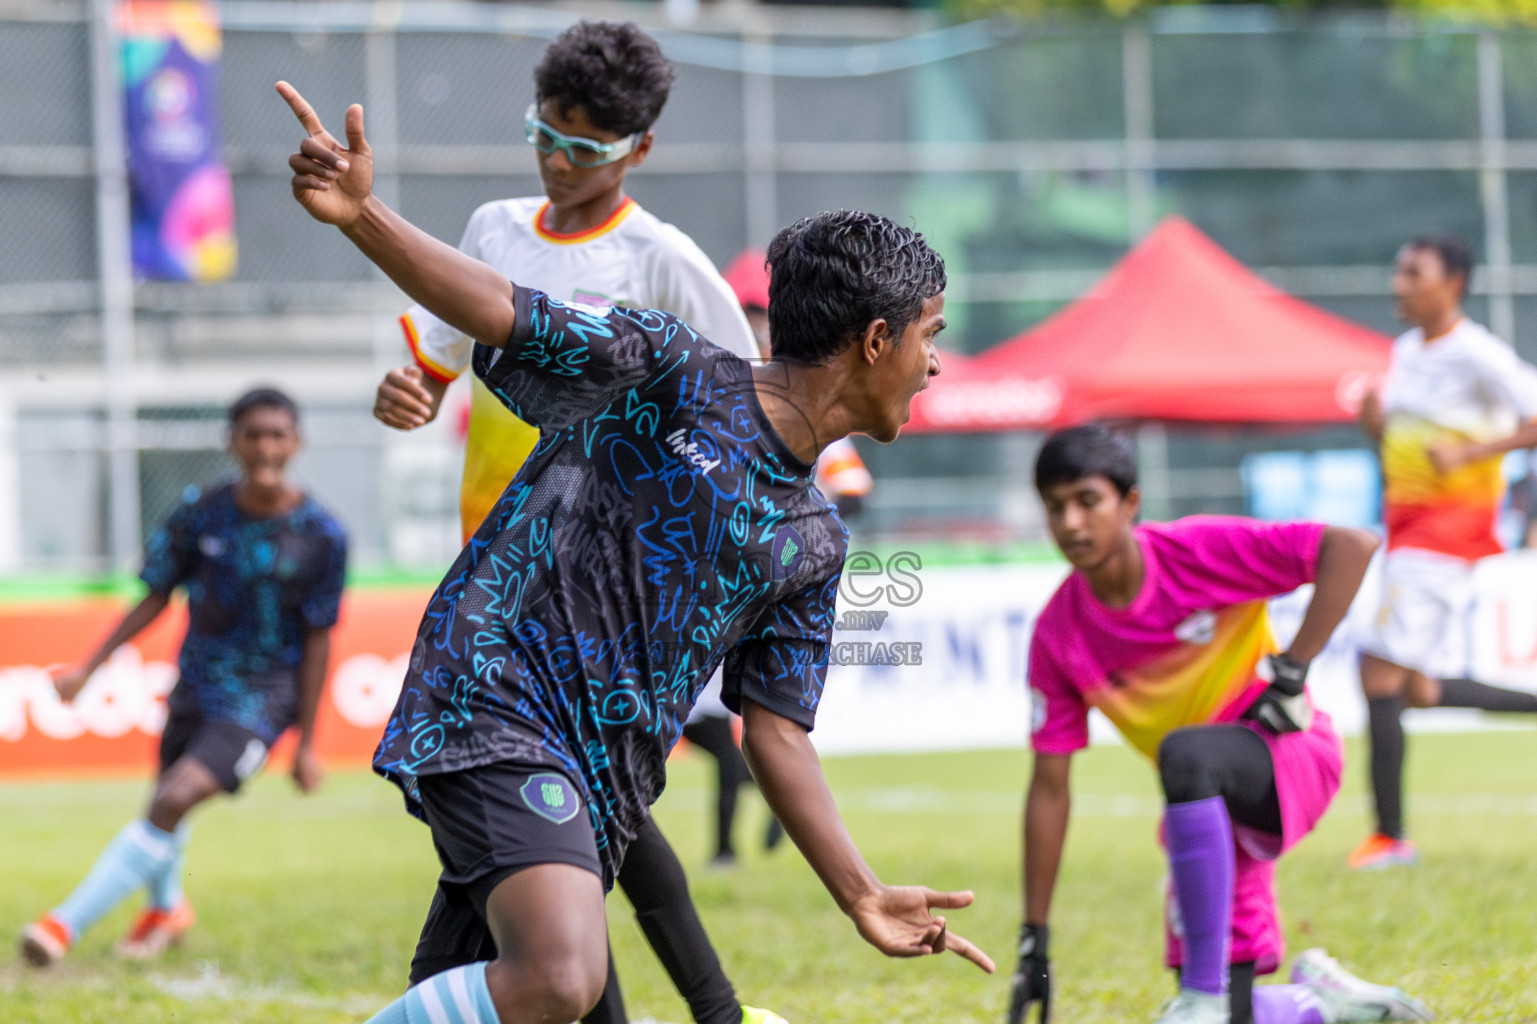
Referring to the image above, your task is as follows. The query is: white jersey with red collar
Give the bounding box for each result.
[1378,318,1537,559]
[399,195,758,540]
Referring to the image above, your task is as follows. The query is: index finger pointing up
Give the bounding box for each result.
[276,81,327,137]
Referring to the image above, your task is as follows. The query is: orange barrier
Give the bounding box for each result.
[0,590,429,778]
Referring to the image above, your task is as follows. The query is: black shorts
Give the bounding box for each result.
[158,711,270,794]
[410,762,600,983]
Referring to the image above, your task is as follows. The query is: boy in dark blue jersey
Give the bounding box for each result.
[19,388,347,967]
[279,83,993,1024]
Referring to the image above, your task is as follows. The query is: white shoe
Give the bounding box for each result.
[1290,948,1434,1022]
[1153,988,1229,1024]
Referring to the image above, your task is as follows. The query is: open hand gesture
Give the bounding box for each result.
[848,885,995,973]
[276,81,373,229]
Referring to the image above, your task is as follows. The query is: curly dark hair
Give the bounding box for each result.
[764,211,947,364]
[534,21,675,137]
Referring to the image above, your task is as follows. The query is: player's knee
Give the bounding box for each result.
[1405,673,1440,708]
[1359,655,1409,699]
[485,949,605,1024]
[1158,729,1215,803]
[148,762,220,827]
[147,791,194,831]
[540,953,607,1021]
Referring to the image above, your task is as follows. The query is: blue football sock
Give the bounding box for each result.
[363,998,412,1024]
[148,821,191,910]
[54,818,178,938]
[364,961,501,1024]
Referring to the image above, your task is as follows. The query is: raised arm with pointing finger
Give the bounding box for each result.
[279,81,988,1024]
[279,83,517,348]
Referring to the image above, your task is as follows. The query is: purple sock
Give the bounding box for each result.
[1166,796,1234,996]
[1253,985,1327,1024]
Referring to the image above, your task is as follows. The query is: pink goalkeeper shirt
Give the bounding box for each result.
[1029,517,1326,760]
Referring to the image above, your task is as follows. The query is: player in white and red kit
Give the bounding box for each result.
[1352,235,1537,870]
[1009,426,1430,1024]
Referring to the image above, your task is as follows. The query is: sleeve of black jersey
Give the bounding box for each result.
[301,522,349,632]
[472,285,703,432]
[721,572,840,730]
[138,498,200,596]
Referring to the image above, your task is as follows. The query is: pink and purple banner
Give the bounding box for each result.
[120,0,236,282]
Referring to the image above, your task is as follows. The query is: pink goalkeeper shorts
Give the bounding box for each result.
[1164,707,1342,975]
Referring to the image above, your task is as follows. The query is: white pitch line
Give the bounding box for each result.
[149,962,386,1015]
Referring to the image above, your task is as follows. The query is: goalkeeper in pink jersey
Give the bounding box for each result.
[1010,426,1432,1024]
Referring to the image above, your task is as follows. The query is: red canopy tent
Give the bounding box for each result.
[906,216,1391,433]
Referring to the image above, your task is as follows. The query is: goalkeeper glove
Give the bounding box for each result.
[1243,653,1313,734]
[1006,923,1050,1024]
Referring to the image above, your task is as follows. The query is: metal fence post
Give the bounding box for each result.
[1136,420,1172,521]
[1122,24,1156,242]
[365,5,403,375]
[1477,30,1516,347]
[743,17,778,247]
[90,0,141,570]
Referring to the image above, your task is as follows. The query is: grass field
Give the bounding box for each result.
[3,731,1535,1023]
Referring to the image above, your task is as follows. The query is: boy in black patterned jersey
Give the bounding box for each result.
[280,81,992,1024]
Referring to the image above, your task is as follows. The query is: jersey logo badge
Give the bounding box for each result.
[565,288,615,317]
[773,526,806,580]
[520,772,581,825]
[570,288,617,310]
[1175,610,1217,646]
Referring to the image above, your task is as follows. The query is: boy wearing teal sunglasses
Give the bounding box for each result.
[368,18,766,1024]
[524,103,644,169]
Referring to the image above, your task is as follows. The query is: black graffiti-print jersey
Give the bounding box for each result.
[373,286,846,886]
[141,483,347,745]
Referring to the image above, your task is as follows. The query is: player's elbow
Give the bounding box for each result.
[139,591,173,618]
[467,301,518,351]
[740,702,806,770]
[738,711,774,768]
[1324,525,1380,569]
[1356,393,1383,435]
